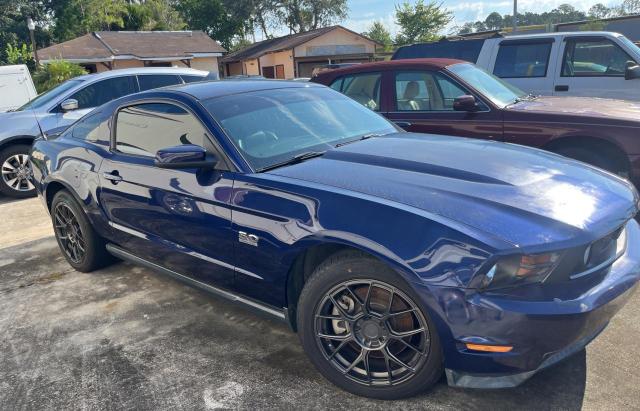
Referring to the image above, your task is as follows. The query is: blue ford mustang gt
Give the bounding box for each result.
[30,80,640,399]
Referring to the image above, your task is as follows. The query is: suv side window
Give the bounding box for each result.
[493,41,552,78]
[330,72,381,111]
[137,74,182,91]
[69,76,137,109]
[115,103,207,157]
[562,38,635,77]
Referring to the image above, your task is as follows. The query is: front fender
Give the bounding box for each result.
[230,174,502,308]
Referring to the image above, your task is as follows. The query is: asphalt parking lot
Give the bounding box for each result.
[1,196,639,410]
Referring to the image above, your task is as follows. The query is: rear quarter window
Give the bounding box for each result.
[69,110,111,144]
[493,41,553,78]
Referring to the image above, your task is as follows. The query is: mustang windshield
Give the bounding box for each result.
[203,87,397,171]
[448,63,527,107]
[16,79,84,111]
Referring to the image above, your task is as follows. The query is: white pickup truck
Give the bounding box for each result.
[393,31,640,100]
[0,65,37,112]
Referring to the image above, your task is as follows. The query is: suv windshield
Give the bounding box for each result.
[448,63,527,107]
[16,79,84,111]
[203,87,397,171]
[619,36,640,58]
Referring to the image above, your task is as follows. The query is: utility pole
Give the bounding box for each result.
[513,0,518,33]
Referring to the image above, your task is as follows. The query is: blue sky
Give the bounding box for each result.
[343,0,620,35]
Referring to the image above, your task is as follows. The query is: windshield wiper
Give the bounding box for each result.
[512,93,539,104]
[335,133,381,148]
[258,151,326,172]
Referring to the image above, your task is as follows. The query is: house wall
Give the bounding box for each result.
[243,58,261,76]
[293,27,376,58]
[91,57,220,74]
[190,57,220,74]
[226,62,244,76]
[259,50,295,79]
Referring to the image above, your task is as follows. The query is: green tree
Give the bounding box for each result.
[32,60,86,93]
[618,0,640,14]
[484,12,503,30]
[229,37,254,52]
[395,0,452,45]
[5,43,36,71]
[176,0,245,49]
[52,0,128,41]
[0,0,51,64]
[363,21,393,51]
[457,22,474,34]
[278,0,348,33]
[124,0,185,30]
[588,3,613,19]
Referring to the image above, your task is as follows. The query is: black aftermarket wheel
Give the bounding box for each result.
[51,190,112,272]
[297,251,443,399]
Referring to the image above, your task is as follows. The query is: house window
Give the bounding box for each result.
[144,61,173,68]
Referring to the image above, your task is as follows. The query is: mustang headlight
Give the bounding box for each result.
[483,251,562,289]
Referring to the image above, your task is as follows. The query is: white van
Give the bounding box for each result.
[392,31,640,100]
[0,65,37,112]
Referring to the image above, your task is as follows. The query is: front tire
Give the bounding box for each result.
[0,144,36,198]
[554,146,623,176]
[51,190,112,272]
[297,251,443,399]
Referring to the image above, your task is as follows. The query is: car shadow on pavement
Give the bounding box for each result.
[0,195,27,206]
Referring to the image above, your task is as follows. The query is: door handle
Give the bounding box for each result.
[555,85,569,92]
[102,171,123,184]
[394,121,412,128]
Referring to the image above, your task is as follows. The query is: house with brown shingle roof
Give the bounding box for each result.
[38,31,226,76]
[221,25,379,79]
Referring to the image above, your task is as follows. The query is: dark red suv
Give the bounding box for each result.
[312,58,640,186]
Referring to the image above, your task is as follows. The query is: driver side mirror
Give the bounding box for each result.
[154,144,218,169]
[453,95,479,112]
[60,99,78,112]
[625,64,640,80]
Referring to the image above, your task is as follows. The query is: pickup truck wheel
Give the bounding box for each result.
[51,190,111,272]
[554,146,622,176]
[0,144,36,198]
[297,251,443,399]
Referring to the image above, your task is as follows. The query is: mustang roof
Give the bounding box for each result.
[168,79,325,100]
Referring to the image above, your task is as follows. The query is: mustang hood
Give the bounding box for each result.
[507,96,640,125]
[270,133,638,248]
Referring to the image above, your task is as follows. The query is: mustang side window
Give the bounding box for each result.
[562,39,635,77]
[332,73,382,111]
[70,111,110,143]
[115,103,206,157]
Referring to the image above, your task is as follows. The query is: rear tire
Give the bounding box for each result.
[0,144,36,198]
[51,190,112,272]
[297,251,443,400]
